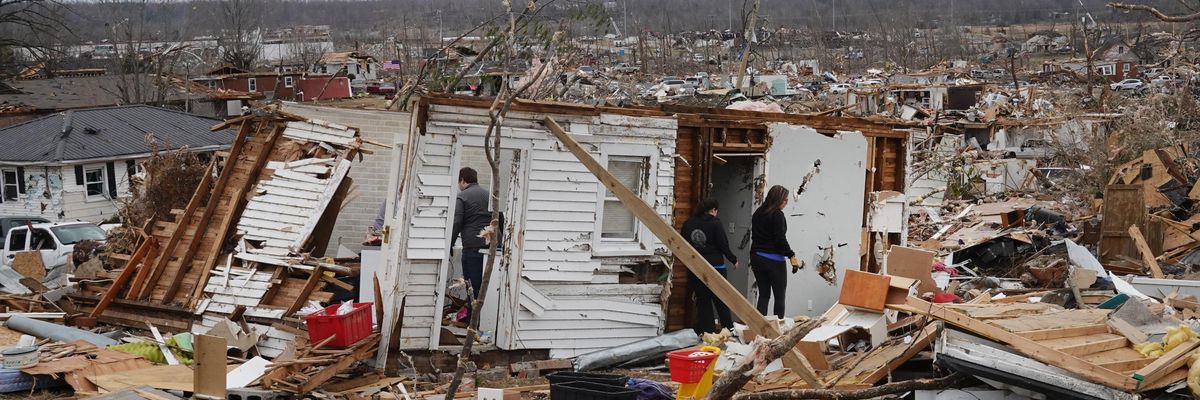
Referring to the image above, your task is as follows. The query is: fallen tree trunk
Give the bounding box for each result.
[731,373,968,400]
[706,319,822,400]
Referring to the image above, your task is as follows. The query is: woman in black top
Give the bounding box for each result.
[682,198,739,334]
[750,185,795,318]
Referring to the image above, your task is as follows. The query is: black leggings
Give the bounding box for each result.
[751,253,788,319]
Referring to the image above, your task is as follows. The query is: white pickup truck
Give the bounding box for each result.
[2,222,106,277]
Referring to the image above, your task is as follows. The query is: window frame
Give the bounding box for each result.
[1,169,18,201]
[248,77,257,92]
[592,144,659,257]
[83,166,106,201]
[1098,65,1115,76]
[284,76,294,88]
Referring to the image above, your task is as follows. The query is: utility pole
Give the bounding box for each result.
[734,0,761,92]
[623,0,628,40]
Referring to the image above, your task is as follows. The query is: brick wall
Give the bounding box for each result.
[281,103,410,256]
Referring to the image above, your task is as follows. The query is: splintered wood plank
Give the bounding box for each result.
[140,152,223,300]
[1044,334,1128,357]
[988,309,1111,332]
[89,239,157,318]
[1016,324,1109,341]
[1129,225,1165,278]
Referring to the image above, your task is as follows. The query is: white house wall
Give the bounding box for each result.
[395,104,676,357]
[764,123,868,317]
[0,161,135,223]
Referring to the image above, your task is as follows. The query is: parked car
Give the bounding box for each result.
[0,216,50,244]
[612,63,639,73]
[1110,78,1145,91]
[2,221,106,270]
[660,79,686,92]
[576,65,596,77]
[829,83,852,94]
[684,76,701,88]
[1152,75,1177,86]
[855,79,883,88]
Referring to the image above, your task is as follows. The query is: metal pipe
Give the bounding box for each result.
[7,315,118,347]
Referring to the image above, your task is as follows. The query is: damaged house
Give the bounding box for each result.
[0,105,234,222]
[374,95,911,363]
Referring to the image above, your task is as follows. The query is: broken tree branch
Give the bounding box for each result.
[706,318,822,400]
[1109,3,1200,22]
[731,373,968,400]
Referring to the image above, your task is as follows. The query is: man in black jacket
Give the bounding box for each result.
[682,198,739,334]
[452,167,490,298]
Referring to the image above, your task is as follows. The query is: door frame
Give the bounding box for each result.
[428,134,532,350]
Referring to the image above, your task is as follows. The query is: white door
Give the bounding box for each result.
[763,123,868,317]
[1,227,28,267]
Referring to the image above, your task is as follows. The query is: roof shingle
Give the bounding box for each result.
[0,105,235,164]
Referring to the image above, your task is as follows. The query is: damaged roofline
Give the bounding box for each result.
[0,144,231,167]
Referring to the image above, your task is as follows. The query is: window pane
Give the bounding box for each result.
[51,224,107,245]
[601,201,636,239]
[85,169,104,197]
[7,230,25,251]
[31,229,55,250]
[606,158,643,197]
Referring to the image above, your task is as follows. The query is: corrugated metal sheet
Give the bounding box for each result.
[0,105,233,163]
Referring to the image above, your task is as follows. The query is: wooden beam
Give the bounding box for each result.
[1132,338,1200,389]
[1129,225,1165,278]
[164,121,266,302]
[296,334,380,394]
[543,116,824,388]
[286,266,325,316]
[184,124,286,307]
[895,297,1138,390]
[1015,324,1110,341]
[1051,336,1128,356]
[89,237,156,318]
[140,126,240,300]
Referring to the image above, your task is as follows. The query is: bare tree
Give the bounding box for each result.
[0,0,73,73]
[219,0,260,69]
[441,0,562,397]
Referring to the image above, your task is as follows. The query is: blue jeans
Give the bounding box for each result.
[462,248,484,298]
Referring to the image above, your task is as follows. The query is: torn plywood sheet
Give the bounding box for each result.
[765,123,867,317]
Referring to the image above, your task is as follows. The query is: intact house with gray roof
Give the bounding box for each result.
[0,105,235,223]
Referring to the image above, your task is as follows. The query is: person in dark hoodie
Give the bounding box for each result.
[750,185,799,319]
[682,198,739,334]
[451,167,490,298]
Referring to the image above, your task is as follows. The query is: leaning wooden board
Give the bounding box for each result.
[545,116,824,388]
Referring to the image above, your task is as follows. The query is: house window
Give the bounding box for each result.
[248,78,257,92]
[284,76,294,87]
[84,167,105,199]
[1098,65,1115,76]
[207,80,217,89]
[320,66,328,74]
[601,156,646,240]
[1,169,17,201]
[1123,63,1131,73]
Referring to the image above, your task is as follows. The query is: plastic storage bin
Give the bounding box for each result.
[545,371,629,387]
[550,381,637,400]
[303,302,373,347]
[666,348,719,384]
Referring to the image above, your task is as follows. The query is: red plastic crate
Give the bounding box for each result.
[304,302,374,347]
[666,348,718,384]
